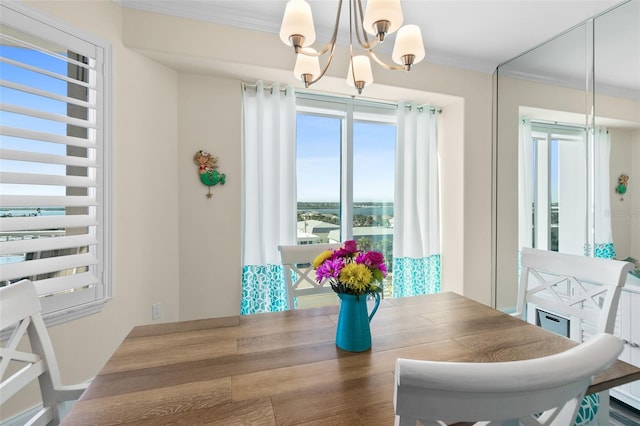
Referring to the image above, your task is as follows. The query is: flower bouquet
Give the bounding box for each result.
[312,240,387,297]
[312,240,386,352]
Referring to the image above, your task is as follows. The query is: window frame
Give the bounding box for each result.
[296,92,397,242]
[530,122,585,252]
[0,1,112,326]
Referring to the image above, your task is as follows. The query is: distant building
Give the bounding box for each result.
[326,226,393,244]
[297,220,339,243]
[297,230,320,245]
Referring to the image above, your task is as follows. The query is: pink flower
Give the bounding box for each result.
[316,257,345,281]
[357,251,385,268]
[334,240,359,258]
[378,262,388,278]
[343,240,358,253]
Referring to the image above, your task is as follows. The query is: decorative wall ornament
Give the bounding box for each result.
[194,150,226,198]
[616,173,629,200]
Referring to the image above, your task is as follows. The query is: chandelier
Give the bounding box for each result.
[279,0,425,94]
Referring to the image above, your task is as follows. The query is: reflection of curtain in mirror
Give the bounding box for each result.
[590,128,615,258]
[558,131,588,255]
[518,118,532,250]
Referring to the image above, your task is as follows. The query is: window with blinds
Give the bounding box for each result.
[0,3,111,323]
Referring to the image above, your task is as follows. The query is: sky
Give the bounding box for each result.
[0,45,69,197]
[296,113,396,203]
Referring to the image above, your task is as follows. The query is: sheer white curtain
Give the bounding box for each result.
[393,103,440,297]
[518,118,533,250]
[241,82,297,314]
[558,132,588,255]
[591,127,615,258]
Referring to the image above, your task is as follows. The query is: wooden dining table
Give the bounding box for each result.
[62,292,640,425]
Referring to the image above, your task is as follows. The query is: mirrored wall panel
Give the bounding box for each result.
[493,0,640,311]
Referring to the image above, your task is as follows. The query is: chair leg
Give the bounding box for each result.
[594,391,609,425]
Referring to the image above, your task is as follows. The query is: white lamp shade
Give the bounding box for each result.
[347,55,374,86]
[392,24,425,65]
[279,0,316,46]
[363,0,403,35]
[294,48,321,80]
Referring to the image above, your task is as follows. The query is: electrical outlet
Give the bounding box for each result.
[152,303,161,320]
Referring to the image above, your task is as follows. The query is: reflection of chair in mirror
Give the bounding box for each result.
[394,333,623,426]
[278,243,341,310]
[513,247,634,425]
[1,279,89,425]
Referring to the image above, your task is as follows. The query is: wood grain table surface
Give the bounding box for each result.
[61,292,640,425]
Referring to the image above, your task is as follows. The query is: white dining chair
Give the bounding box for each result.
[1,279,88,426]
[394,332,623,426]
[278,243,341,310]
[513,247,634,426]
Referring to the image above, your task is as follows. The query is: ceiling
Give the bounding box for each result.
[119,0,625,73]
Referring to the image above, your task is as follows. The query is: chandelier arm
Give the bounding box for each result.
[367,49,406,71]
[303,0,344,85]
[307,35,339,85]
[348,0,357,87]
[299,0,342,57]
[353,0,378,50]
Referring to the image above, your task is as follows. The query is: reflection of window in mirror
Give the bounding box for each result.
[522,122,586,254]
[519,118,617,260]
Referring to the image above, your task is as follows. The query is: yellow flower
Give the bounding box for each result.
[312,250,334,269]
[339,263,373,293]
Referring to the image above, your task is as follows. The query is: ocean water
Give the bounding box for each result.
[0,255,25,265]
[298,204,394,217]
[0,208,64,217]
[0,208,65,264]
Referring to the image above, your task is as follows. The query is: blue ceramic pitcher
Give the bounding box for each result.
[336,292,381,352]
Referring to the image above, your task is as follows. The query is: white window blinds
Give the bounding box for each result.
[0,3,111,321]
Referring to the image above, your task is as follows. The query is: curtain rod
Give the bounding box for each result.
[526,118,587,131]
[241,81,291,95]
[242,81,443,113]
[406,104,442,114]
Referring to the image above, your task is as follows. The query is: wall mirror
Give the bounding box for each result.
[493,0,640,310]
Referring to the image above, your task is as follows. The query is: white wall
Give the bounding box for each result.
[177,74,242,319]
[610,128,640,261]
[3,0,181,420]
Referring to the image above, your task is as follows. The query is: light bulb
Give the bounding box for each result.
[347,55,373,94]
[392,25,425,68]
[363,0,403,41]
[294,48,321,87]
[279,0,316,50]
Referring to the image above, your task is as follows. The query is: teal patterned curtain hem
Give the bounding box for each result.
[392,255,441,297]
[584,243,616,259]
[240,264,288,315]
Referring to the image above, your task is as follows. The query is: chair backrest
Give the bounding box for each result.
[394,333,623,426]
[278,243,342,310]
[1,279,85,425]
[514,247,634,342]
